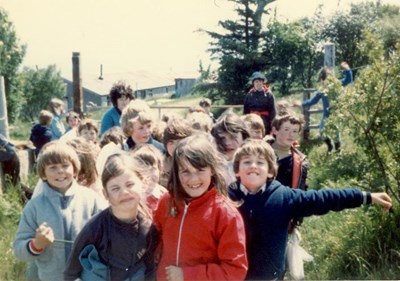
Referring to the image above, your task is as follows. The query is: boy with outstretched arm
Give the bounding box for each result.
[229,139,392,280]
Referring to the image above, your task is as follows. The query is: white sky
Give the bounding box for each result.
[1,0,399,79]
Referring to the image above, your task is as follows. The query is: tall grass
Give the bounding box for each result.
[0,184,26,280]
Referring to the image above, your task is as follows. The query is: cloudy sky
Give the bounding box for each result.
[1,0,399,79]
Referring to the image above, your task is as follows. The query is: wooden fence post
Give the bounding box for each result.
[72,52,83,117]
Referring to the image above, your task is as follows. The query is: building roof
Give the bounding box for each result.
[64,70,197,96]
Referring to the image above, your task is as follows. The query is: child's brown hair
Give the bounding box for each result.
[169,134,228,204]
[271,114,304,132]
[78,119,99,135]
[162,117,193,147]
[233,139,278,179]
[101,153,151,218]
[36,141,81,180]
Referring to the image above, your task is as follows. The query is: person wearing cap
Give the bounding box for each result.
[243,71,277,135]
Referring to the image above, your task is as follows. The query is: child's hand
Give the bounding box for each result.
[34,222,55,249]
[371,192,392,212]
[165,265,184,281]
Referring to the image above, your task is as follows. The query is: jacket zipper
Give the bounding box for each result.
[176,203,189,266]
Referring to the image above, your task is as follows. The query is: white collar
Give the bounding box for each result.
[239,182,267,195]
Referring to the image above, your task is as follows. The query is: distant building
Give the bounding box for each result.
[63,71,197,111]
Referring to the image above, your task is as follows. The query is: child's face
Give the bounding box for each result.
[217,131,244,161]
[202,105,211,114]
[131,121,152,144]
[178,159,212,198]
[43,162,75,193]
[166,139,181,156]
[80,128,97,144]
[272,121,300,147]
[235,153,272,193]
[104,171,143,214]
[253,79,264,90]
[68,116,80,128]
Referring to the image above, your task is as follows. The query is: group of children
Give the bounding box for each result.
[14,75,392,281]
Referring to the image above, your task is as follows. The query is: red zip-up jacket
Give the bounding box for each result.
[154,187,248,281]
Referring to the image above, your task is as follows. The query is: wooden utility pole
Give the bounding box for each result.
[72,52,83,117]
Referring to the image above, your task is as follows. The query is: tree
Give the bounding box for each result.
[0,8,26,122]
[18,65,66,122]
[203,0,275,105]
[332,31,400,203]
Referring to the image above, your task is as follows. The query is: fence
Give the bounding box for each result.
[301,88,324,140]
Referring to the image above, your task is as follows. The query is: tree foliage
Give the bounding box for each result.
[18,65,65,122]
[0,8,26,122]
[332,31,400,203]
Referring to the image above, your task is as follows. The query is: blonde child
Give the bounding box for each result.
[240,113,265,139]
[120,99,165,154]
[13,141,106,281]
[64,153,158,280]
[154,134,248,281]
[131,144,168,211]
[229,139,392,280]
[198,97,216,123]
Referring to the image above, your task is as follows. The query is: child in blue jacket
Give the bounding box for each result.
[229,139,392,280]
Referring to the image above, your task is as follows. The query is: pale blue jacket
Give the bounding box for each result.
[13,180,106,281]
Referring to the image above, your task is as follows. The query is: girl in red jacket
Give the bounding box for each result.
[153,134,248,281]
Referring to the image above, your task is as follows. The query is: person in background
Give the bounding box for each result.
[243,71,276,135]
[229,139,392,280]
[130,144,167,211]
[340,61,353,87]
[199,97,216,123]
[211,112,250,182]
[78,119,99,146]
[153,134,248,281]
[99,126,126,150]
[100,81,134,136]
[241,113,265,140]
[13,141,105,281]
[160,117,194,188]
[65,111,81,133]
[0,133,20,186]
[48,98,66,140]
[120,99,165,154]
[64,153,158,281]
[30,110,53,157]
[186,111,213,133]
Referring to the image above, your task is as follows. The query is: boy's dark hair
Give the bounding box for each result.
[318,67,332,82]
[99,126,126,148]
[211,112,250,152]
[109,81,134,107]
[163,118,193,147]
[38,110,53,125]
[271,114,304,132]
[233,139,278,178]
[78,119,99,134]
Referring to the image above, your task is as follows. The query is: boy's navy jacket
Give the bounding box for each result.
[228,180,365,280]
[29,124,53,155]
